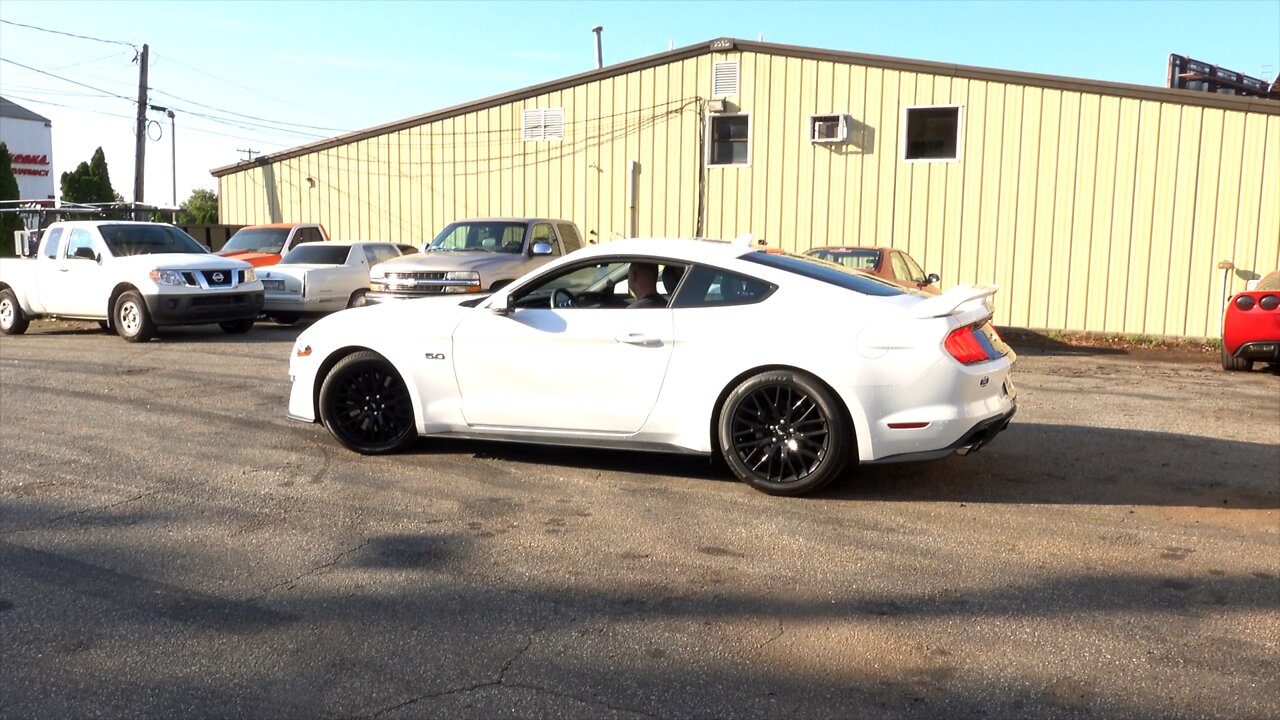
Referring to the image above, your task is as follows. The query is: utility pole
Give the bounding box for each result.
[237,148,259,161]
[132,43,149,208]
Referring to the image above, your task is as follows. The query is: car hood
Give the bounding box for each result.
[217,250,281,267]
[116,253,252,271]
[302,294,480,342]
[374,251,519,274]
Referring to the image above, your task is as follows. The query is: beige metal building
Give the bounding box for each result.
[212,38,1280,339]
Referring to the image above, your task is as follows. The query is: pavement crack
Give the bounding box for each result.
[249,538,370,601]
[0,489,164,536]
[753,621,785,650]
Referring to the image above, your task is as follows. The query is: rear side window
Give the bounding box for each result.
[557,223,583,252]
[743,251,905,297]
[282,244,349,265]
[43,228,64,259]
[671,265,775,308]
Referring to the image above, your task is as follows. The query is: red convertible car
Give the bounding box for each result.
[1222,270,1280,372]
[803,246,941,295]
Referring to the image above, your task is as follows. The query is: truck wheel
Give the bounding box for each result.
[114,291,155,342]
[347,289,368,308]
[0,289,30,335]
[219,319,255,334]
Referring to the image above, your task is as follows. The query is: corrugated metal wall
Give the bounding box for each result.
[219,50,1280,339]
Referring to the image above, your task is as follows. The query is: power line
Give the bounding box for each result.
[0,19,137,48]
[152,51,355,127]
[148,87,351,133]
[0,56,135,102]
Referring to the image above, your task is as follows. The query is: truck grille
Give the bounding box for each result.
[385,271,447,281]
[197,270,236,288]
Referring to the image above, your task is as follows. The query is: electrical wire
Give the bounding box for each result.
[0,57,135,102]
[151,51,355,127]
[148,88,349,133]
[0,19,136,48]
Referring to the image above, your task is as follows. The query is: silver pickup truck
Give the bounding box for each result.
[365,217,584,303]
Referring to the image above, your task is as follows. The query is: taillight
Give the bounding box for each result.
[945,326,990,365]
[1235,295,1256,311]
[1260,295,1279,311]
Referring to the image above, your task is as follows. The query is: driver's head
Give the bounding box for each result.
[628,262,658,298]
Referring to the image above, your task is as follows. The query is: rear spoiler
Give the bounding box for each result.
[908,284,999,319]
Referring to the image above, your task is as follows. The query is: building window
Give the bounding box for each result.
[522,108,565,142]
[707,114,750,167]
[902,105,962,162]
[712,61,739,97]
[810,114,850,144]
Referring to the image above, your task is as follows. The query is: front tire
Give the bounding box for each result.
[219,318,255,334]
[0,289,29,335]
[717,370,851,496]
[114,291,154,342]
[1221,344,1252,372]
[319,351,417,454]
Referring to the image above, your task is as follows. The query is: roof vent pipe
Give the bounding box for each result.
[592,26,604,69]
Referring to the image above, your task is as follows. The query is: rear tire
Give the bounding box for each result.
[1221,344,1252,372]
[347,289,368,308]
[717,370,851,496]
[114,291,154,342]
[269,313,300,325]
[219,318,255,334]
[0,289,29,335]
[319,351,417,454]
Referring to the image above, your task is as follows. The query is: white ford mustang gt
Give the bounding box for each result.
[286,238,1017,496]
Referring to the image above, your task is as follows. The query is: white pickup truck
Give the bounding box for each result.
[0,220,264,342]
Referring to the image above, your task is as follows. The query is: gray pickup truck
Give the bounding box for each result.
[365,217,583,303]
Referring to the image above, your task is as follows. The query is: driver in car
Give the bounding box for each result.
[627,263,666,308]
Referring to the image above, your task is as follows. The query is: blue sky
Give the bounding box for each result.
[1,0,1276,205]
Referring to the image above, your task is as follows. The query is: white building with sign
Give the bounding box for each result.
[0,96,55,200]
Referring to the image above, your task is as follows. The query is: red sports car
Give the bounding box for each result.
[1222,270,1280,372]
[803,246,941,295]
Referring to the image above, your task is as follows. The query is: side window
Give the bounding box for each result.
[512,261,628,309]
[901,253,927,283]
[557,223,583,252]
[43,227,65,259]
[890,252,913,283]
[66,228,98,259]
[530,223,560,255]
[294,228,321,246]
[671,265,774,308]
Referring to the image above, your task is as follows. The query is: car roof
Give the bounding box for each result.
[445,217,573,224]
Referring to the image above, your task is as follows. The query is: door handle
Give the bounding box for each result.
[59,267,69,272]
[615,332,660,346]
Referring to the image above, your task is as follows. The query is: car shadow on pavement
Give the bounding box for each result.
[829,422,1279,509]
[399,423,1278,510]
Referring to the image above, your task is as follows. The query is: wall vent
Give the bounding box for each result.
[712,62,739,97]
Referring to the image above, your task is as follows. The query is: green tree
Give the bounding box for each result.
[0,143,23,256]
[177,188,218,224]
[60,147,120,203]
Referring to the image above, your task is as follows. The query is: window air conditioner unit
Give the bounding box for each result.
[810,114,850,144]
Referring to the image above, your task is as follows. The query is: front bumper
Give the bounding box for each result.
[144,291,264,325]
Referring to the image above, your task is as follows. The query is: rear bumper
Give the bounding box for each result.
[1231,341,1280,362]
[145,291,264,325]
[866,405,1017,464]
[263,294,341,314]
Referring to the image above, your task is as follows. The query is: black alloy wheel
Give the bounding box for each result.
[319,351,417,454]
[718,370,850,496]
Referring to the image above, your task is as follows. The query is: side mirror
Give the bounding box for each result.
[926,273,940,285]
[491,291,515,315]
[530,241,553,256]
[72,246,99,261]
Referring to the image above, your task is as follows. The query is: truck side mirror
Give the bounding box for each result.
[530,241,553,256]
[926,273,940,285]
[72,246,99,261]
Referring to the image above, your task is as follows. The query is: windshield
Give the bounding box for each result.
[805,247,880,271]
[99,225,209,257]
[281,245,350,265]
[742,251,906,297]
[428,221,528,253]
[222,228,290,254]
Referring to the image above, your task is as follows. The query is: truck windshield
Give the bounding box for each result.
[99,225,209,256]
[427,221,528,253]
[222,228,290,254]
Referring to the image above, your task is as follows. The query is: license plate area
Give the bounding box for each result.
[263,280,285,291]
